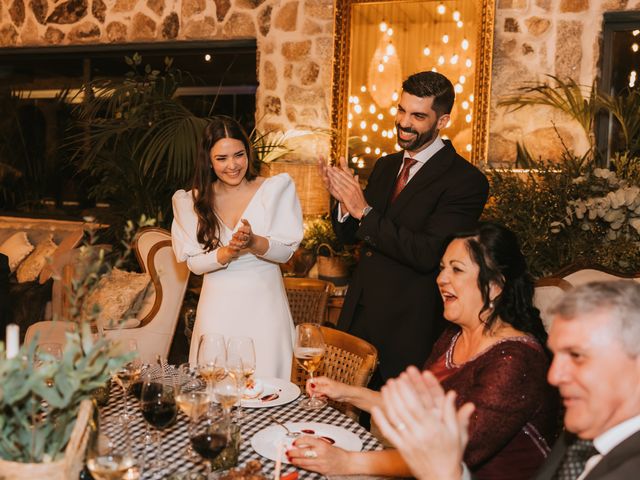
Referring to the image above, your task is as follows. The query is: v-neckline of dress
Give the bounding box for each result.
[215,177,268,231]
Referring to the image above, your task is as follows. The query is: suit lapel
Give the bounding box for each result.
[368,152,403,215]
[388,142,454,215]
[533,432,571,480]
[584,430,640,479]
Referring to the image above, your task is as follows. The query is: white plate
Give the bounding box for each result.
[240,377,300,408]
[251,422,363,463]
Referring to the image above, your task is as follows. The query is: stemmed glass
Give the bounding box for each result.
[112,340,142,425]
[213,363,240,422]
[86,424,141,480]
[294,323,326,410]
[189,413,229,480]
[176,368,211,459]
[197,334,227,393]
[226,337,256,420]
[140,363,178,472]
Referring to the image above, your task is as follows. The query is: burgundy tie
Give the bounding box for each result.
[390,157,418,203]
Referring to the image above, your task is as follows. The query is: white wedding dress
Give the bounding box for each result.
[171,173,303,379]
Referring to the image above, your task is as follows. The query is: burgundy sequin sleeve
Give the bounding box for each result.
[449,342,550,468]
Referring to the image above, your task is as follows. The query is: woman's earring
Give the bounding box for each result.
[489,300,495,310]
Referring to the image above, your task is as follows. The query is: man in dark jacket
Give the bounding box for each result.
[320,71,489,387]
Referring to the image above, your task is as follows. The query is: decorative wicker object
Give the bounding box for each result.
[284,277,334,326]
[0,399,93,480]
[261,162,330,216]
[291,326,378,420]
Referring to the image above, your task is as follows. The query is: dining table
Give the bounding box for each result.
[99,377,383,480]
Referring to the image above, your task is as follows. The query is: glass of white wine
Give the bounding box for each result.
[294,323,326,410]
[213,365,241,421]
[176,378,212,459]
[111,340,142,425]
[86,426,140,480]
[227,337,255,420]
[197,334,227,393]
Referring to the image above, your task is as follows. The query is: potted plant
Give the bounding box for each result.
[301,216,357,285]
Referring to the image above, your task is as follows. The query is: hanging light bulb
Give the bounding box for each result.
[633,43,639,52]
[442,134,449,140]
[386,42,396,56]
[438,55,445,65]
[469,94,475,101]
[361,135,368,142]
[365,147,372,154]
[392,126,397,134]
[374,147,381,155]
[453,10,461,21]
[353,96,359,104]
[462,39,469,50]
[437,2,445,14]
[348,113,353,120]
[630,70,637,88]
[442,34,449,44]
[387,28,394,36]
[423,46,431,56]
[383,55,389,63]
[377,113,384,120]
[431,67,438,72]
[454,83,463,93]
[634,30,640,36]
[465,113,472,123]
[457,20,464,28]
[372,123,379,132]
[382,151,387,156]
[465,58,473,68]
[392,91,399,101]
[358,159,365,168]
[369,104,376,114]
[354,104,362,114]
[462,100,470,110]
[351,156,358,164]
[360,120,367,129]
[395,144,402,151]
[382,130,388,138]
[377,62,385,73]
[390,106,398,115]
[347,121,353,128]
[371,84,377,92]
[459,75,466,84]
[360,85,367,92]
[450,54,459,64]
[379,21,388,32]
[466,144,472,152]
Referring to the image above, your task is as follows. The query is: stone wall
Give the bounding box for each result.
[490,0,640,164]
[0,0,334,154]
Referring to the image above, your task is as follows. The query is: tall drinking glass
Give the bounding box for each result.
[294,323,326,410]
[112,339,142,425]
[197,334,227,393]
[227,337,255,420]
[140,364,177,472]
[189,413,229,480]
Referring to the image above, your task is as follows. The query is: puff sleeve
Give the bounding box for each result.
[171,190,227,275]
[257,174,303,263]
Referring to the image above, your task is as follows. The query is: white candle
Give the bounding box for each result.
[6,324,19,360]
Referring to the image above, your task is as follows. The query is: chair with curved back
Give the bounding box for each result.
[533,277,572,332]
[103,227,190,363]
[24,320,78,348]
[283,277,334,326]
[290,326,377,420]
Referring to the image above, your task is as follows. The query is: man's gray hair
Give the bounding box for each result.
[549,280,640,356]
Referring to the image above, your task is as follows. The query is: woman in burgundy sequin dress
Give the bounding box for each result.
[288,223,560,479]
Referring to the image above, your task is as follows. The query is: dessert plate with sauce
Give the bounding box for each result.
[251,422,363,463]
[240,377,300,408]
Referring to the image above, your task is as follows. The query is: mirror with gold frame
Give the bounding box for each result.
[331,0,495,178]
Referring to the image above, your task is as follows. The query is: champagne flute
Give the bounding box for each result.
[197,334,227,393]
[86,425,140,480]
[227,337,255,420]
[189,413,229,480]
[112,340,142,425]
[294,323,326,410]
[140,364,178,472]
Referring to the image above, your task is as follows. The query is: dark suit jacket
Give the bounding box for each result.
[534,430,640,480]
[333,141,489,382]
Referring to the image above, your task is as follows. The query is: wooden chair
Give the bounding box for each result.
[283,277,334,326]
[533,277,572,332]
[24,320,78,348]
[290,326,377,420]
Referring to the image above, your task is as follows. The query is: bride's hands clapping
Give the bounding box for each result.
[230,219,253,250]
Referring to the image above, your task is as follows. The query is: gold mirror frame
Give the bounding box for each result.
[330,0,496,166]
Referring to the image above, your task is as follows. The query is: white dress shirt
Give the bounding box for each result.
[337,136,446,221]
[577,414,640,480]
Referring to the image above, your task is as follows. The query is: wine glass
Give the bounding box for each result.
[294,323,326,410]
[176,373,211,458]
[189,413,229,480]
[197,334,227,392]
[86,426,141,480]
[112,340,142,425]
[227,337,255,420]
[213,366,240,422]
[140,364,178,472]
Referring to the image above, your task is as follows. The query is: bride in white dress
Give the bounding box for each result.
[171,117,303,379]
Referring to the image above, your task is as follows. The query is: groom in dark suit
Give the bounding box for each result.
[534,280,640,480]
[320,71,488,387]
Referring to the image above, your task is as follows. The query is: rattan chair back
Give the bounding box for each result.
[283,277,334,326]
[290,325,378,420]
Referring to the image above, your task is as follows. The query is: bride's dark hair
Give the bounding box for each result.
[192,116,257,252]
[447,222,547,346]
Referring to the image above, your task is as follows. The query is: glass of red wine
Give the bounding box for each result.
[189,413,229,480]
[140,364,178,473]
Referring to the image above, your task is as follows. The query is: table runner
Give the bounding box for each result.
[100,383,382,479]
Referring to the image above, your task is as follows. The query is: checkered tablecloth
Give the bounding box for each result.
[101,382,382,479]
